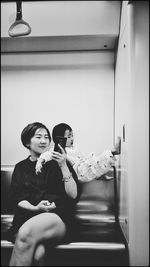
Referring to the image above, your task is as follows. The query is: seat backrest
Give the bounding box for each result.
[75,169,115,220]
[1,166,14,214]
[1,166,116,217]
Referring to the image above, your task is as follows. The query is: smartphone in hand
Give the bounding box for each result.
[54,136,67,153]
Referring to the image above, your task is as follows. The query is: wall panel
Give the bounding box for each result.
[1,51,114,166]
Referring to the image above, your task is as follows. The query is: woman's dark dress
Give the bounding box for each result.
[8,156,80,242]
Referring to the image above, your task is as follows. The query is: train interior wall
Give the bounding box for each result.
[1,51,114,166]
[115,2,149,266]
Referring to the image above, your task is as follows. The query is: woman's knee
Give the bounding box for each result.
[16,224,35,250]
[49,216,67,241]
[17,214,66,246]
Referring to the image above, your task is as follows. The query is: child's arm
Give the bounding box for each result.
[35,157,45,175]
[35,151,52,175]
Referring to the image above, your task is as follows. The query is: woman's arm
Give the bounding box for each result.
[18,200,56,212]
[51,145,78,199]
[59,164,77,199]
[18,200,38,211]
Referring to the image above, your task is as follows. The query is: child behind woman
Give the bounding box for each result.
[35,123,121,182]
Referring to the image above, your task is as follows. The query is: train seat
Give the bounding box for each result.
[1,166,129,266]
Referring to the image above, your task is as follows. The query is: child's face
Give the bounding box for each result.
[64,130,74,148]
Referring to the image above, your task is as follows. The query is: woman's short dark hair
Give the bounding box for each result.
[21,122,51,149]
[52,123,72,143]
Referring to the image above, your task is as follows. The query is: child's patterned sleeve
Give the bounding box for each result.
[39,151,52,162]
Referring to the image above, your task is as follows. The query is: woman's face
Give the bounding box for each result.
[64,130,74,148]
[29,128,50,157]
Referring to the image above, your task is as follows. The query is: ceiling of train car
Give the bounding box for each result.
[1,1,122,52]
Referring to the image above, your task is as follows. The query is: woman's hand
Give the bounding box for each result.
[36,200,56,212]
[51,144,67,168]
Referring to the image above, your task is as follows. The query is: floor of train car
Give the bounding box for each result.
[1,246,129,266]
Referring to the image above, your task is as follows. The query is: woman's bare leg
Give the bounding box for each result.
[33,244,45,266]
[9,213,66,266]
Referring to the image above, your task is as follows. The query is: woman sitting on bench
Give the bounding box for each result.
[8,122,80,266]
